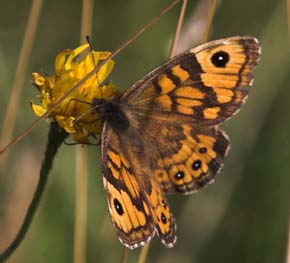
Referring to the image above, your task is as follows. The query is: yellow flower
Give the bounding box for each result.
[31,44,118,143]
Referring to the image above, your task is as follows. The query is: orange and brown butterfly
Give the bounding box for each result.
[97,36,261,249]
[32,36,261,249]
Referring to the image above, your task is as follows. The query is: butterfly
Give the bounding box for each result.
[93,37,261,249]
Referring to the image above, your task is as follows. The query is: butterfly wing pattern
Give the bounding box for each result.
[101,37,261,249]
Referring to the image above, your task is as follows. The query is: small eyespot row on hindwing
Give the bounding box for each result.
[154,125,230,194]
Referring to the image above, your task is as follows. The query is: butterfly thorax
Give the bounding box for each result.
[92,98,130,131]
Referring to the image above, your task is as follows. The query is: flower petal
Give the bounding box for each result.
[31,102,47,116]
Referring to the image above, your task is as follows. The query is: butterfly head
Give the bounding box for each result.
[92,98,130,131]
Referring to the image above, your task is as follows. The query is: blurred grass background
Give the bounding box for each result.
[0,0,289,262]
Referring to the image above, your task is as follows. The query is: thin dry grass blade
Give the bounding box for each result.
[138,1,187,260]
[168,0,188,58]
[202,0,217,43]
[121,247,128,263]
[286,210,290,263]
[0,0,43,171]
[73,1,94,262]
[287,0,290,41]
[172,0,217,54]
[74,146,89,263]
[0,150,39,251]
[80,0,94,43]
[137,242,151,263]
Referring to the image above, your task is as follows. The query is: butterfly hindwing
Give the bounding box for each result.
[101,124,155,248]
[141,122,230,193]
[101,123,176,248]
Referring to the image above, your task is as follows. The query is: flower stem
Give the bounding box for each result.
[0,122,68,262]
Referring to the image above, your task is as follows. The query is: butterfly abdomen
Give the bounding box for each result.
[92,98,130,131]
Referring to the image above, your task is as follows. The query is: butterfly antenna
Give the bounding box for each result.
[74,107,96,125]
[0,0,181,157]
[86,35,104,98]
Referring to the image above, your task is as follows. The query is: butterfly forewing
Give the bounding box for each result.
[121,37,260,126]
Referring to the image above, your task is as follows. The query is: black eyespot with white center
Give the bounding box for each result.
[174,171,185,180]
[192,160,202,170]
[211,51,229,68]
[199,147,207,154]
[161,213,167,224]
[113,198,124,216]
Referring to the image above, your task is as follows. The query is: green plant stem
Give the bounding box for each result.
[0,121,68,262]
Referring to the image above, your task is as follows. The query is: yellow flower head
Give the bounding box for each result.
[31,44,118,143]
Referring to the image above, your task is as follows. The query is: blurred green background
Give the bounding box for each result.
[0,0,289,262]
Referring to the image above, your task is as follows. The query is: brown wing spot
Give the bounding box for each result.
[211,87,234,103]
[171,64,190,82]
[161,127,169,136]
[234,90,245,103]
[157,73,176,94]
[176,98,203,107]
[203,107,221,119]
[142,228,152,236]
[134,231,143,239]
[240,74,252,86]
[175,86,204,99]
[156,169,172,192]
